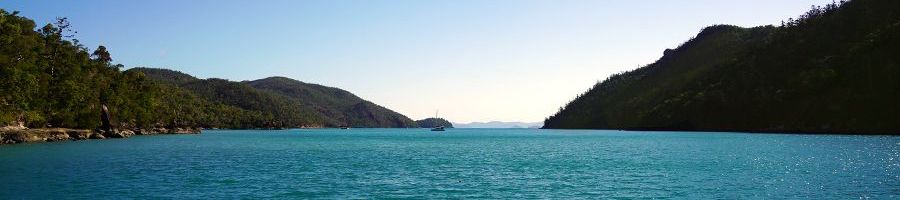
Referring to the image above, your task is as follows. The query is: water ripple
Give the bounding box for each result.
[0,129,897,199]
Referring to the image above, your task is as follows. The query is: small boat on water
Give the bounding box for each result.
[339,125,350,129]
[431,110,445,132]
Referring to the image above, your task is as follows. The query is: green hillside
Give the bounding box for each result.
[246,77,417,128]
[131,68,325,128]
[0,9,414,129]
[133,68,416,128]
[544,0,900,134]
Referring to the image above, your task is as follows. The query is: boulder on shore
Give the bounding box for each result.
[98,129,134,138]
[89,132,105,139]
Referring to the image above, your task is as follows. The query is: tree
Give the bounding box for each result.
[92,45,112,64]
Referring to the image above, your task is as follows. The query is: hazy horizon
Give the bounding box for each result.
[1,0,833,123]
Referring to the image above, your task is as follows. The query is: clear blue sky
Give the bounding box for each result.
[2,0,832,123]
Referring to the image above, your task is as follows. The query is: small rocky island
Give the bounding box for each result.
[416,118,454,128]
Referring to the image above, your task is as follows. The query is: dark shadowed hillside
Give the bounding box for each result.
[133,68,416,128]
[544,0,900,134]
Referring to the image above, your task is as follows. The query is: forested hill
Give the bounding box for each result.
[245,77,417,128]
[0,9,414,129]
[544,0,900,134]
[131,68,417,128]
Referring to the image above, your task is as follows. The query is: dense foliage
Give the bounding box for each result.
[415,118,454,128]
[544,0,900,134]
[0,10,158,129]
[0,10,414,129]
[133,68,417,128]
[245,77,417,128]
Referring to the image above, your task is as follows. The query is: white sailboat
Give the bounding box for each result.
[431,110,445,131]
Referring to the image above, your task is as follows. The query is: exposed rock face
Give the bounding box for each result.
[0,122,26,132]
[0,127,199,145]
[69,130,94,140]
[98,129,129,138]
[89,132,105,139]
[0,128,94,144]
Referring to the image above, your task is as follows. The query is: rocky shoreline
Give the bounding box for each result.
[0,127,200,145]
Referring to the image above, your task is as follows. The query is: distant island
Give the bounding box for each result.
[456,121,542,129]
[0,10,415,144]
[415,118,454,128]
[543,0,900,134]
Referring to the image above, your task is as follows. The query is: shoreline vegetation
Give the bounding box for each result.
[3,0,898,144]
[0,9,419,145]
[543,0,900,134]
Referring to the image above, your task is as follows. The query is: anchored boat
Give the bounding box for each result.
[431,110,445,131]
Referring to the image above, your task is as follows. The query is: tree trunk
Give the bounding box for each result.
[100,105,112,132]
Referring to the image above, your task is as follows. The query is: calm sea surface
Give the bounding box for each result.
[0,129,898,199]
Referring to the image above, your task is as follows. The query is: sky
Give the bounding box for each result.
[1,0,833,123]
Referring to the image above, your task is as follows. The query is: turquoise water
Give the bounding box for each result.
[0,129,898,199]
